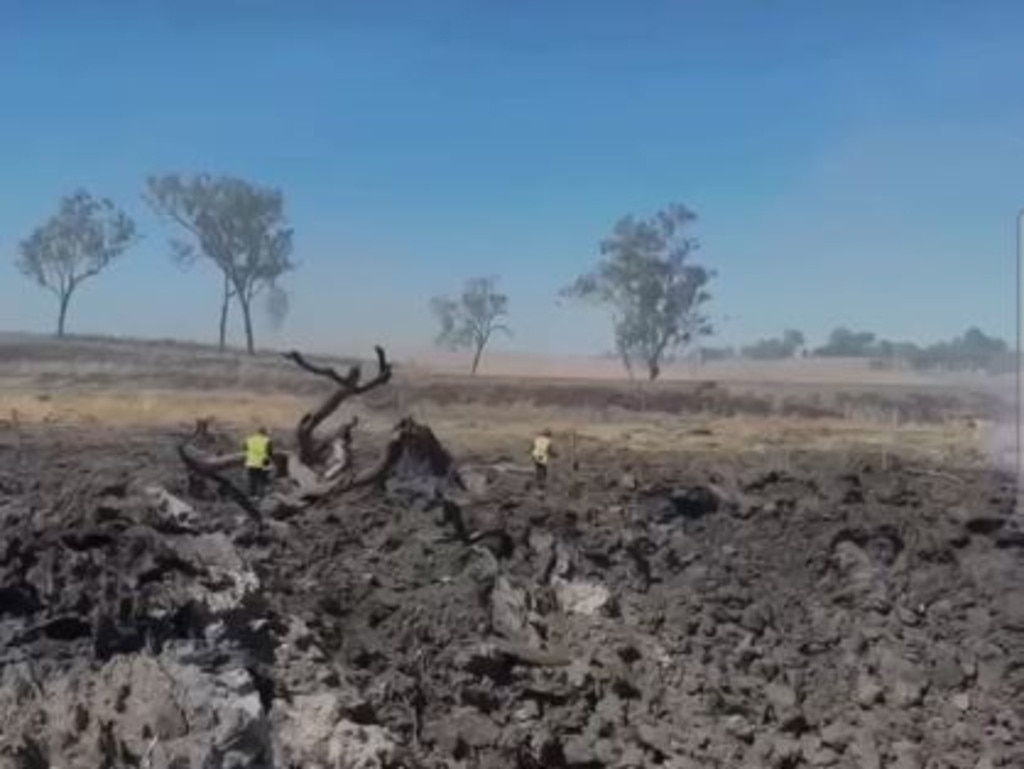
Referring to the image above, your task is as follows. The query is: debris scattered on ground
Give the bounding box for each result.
[1,424,1021,768]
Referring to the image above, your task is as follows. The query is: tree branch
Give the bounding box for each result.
[285,346,392,467]
[177,443,261,520]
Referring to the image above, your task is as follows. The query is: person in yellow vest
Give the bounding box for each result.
[244,426,275,499]
[531,428,556,488]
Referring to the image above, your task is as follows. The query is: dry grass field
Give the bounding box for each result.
[0,332,1007,467]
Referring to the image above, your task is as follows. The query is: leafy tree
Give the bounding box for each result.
[742,329,806,360]
[814,327,878,357]
[561,203,713,381]
[909,327,1009,372]
[782,328,806,352]
[145,173,296,354]
[957,327,1008,369]
[431,276,511,375]
[16,190,137,337]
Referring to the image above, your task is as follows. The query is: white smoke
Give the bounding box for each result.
[979,376,1019,476]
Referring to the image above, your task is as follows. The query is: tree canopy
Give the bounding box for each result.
[431,276,511,375]
[741,329,806,360]
[808,326,1011,373]
[562,203,713,381]
[16,190,137,337]
[145,173,296,354]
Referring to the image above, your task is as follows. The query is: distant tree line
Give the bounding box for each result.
[741,329,806,360]
[701,326,1012,374]
[814,326,1013,374]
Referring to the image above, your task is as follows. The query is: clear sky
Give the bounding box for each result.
[1,0,1021,357]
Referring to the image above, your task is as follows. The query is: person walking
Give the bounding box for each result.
[244,426,274,499]
[531,428,556,488]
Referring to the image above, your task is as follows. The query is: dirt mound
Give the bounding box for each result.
[1,431,1022,768]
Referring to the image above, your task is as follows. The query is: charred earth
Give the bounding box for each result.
[0,368,1021,768]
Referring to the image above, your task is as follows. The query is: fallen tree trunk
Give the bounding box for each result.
[178,347,456,517]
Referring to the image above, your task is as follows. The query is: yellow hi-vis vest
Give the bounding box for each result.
[244,434,271,469]
[532,436,551,465]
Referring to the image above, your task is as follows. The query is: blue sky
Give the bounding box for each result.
[1,0,1021,356]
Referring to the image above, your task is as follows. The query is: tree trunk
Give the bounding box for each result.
[239,295,256,355]
[56,291,72,337]
[647,358,661,382]
[218,276,231,351]
[470,343,484,375]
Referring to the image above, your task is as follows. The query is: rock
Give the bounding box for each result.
[725,715,755,743]
[328,721,399,768]
[424,707,501,755]
[635,722,674,755]
[948,506,1006,536]
[856,673,884,708]
[272,692,344,767]
[741,604,769,635]
[891,740,923,769]
[666,485,721,520]
[1,648,273,769]
[891,675,928,708]
[766,682,799,710]
[807,745,841,767]
[594,692,625,727]
[851,729,881,769]
[876,647,929,708]
[932,645,966,690]
[999,593,1024,631]
[172,532,262,615]
[996,529,1024,549]
[820,721,853,750]
[953,692,971,711]
[528,528,556,565]
[563,733,616,765]
[619,473,639,490]
[977,654,1009,693]
[552,576,611,616]
[143,484,199,529]
[461,470,490,497]
[772,736,803,767]
[490,575,536,642]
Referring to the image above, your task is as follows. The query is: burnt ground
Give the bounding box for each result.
[0,424,1022,768]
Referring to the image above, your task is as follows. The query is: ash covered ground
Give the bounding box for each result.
[0,423,1022,768]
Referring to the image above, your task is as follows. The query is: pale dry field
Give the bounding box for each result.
[0,333,1008,471]
[0,385,988,470]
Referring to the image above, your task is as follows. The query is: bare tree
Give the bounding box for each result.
[431,276,511,375]
[561,203,714,381]
[145,173,296,354]
[16,191,137,337]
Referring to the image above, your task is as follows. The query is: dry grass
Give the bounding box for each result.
[1,386,984,466]
[3,389,312,431]
[0,336,1002,469]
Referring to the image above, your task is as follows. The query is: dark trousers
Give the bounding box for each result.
[247,467,270,498]
[534,461,548,487]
